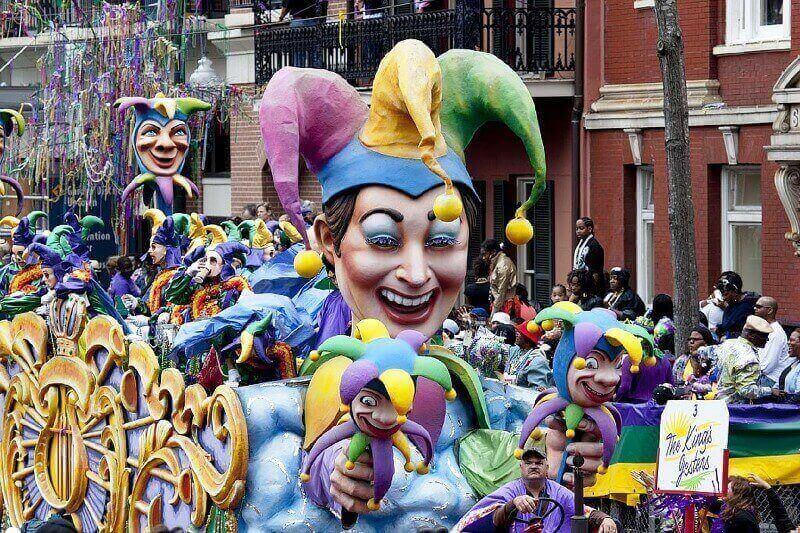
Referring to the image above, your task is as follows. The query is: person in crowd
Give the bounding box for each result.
[256,202,279,232]
[107,256,142,305]
[35,508,78,533]
[753,296,791,387]
[240,204,257,221]
[711,475,793,533]
[491,311,512,330]
[456,439,617,533]
[573,217,604,292]
[603,267,646,320]
[464,254,491,311]
[481,238,517,313]
[506,319,550,389]
[673,325,716,385]
[648,293,674,326]
[700,288,725,332]
[501,282,537,319]
[442,318,460,347]
[714,316,782,403]
[567,269,603,311]
[550,283,567,304]
[301,199,316,226]
[467,322,514,378]
[716,272,757,340]
[685,348,715,399]
[778,328,800,394]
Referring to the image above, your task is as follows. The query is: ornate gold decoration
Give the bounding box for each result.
[0,305,248,532]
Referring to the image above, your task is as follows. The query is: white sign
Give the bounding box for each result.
[656,400,729,495]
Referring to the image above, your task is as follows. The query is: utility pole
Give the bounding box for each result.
[653,0,699,354]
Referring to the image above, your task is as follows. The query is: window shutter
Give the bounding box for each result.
[466,180,487,283]
[493,180,506,239]
[531,180,554,308]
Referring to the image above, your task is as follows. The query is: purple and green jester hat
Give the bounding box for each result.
[0,109,25,214]
[114,93,211,214]
[23,242,80,282]
[0,211,47,249]
[516,302,645,480]
[143,209,183,268]
[259,39,548,277]
[300,320,456,511]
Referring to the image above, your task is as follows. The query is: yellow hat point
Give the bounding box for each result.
[340,403,350,413]
[345,460,355,471]
[294,249,323,278]
[416,462,430,475]
[566,429,576,439]
[309,350,320,362]
[531,427,543,440]
[433,192,463,222]
[445,388,457,401]
[526,322,541,334]
[644,356,657,367]
[299,473,310,482]
[514,448,524,460]
[404,461,415,472]
[572,357,586,371]
[396,415,408,425]
[541,319,555,331]
[505,217,534,246]
[631,365,640,374]
[597,465,607,475]
[419,343,428,354]
[367,498,381,511]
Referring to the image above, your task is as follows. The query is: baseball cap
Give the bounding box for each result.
[491,312,512,325]
[471,307,489,319]
[520,436,547,460]
[442,319,459,336]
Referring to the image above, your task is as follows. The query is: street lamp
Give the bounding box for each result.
[188,56,223,88]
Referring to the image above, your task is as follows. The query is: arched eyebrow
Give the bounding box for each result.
[359,208,403,223]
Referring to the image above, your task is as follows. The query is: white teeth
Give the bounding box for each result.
[381,289,433,307]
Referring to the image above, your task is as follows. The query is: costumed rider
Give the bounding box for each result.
[256,38,563,526]
[237,218,277,274]
[0,211,47,301]
[114,93,211,214]
[163,236,252,384]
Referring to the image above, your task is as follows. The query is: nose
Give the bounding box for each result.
[371,403,399,426]
[395,242,431,288]
[594,365,620,388]
[154,130,176,153]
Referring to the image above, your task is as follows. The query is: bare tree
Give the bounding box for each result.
[654,0,699,354]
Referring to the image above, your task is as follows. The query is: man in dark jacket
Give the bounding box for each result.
[604,267,646,320]
[573,217,604,294]
[716,272,758,340]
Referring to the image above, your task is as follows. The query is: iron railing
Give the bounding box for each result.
[254,6,576,86]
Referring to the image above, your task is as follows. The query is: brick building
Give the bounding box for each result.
[583,0,800,322]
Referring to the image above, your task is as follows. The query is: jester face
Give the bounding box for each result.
[204,249,224,279]
[135,113,190,177]
[351,387,401,440]
[566,349,622,408]
[148,239,167,265]
[42,266,57,289]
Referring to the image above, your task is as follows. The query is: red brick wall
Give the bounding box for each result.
[587,124,800,323]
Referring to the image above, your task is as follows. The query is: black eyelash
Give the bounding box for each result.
[365,236,400,248]
[426,236,460,248]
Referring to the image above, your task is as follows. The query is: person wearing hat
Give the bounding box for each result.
[602,267,645,320]
[715,315,785,403]
[138,210,184,319]
[455,437,617,532]
[0,211,47,293]
[715,271,758,340]
[507,320,552,389]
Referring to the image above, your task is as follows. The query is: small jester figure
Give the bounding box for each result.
[61,207,105,261]
[516,302,647,482]
[300,321,456,525]
[0,108,26,214]
[138,209,184,319]
[0,211,46,294]
[237,218,276,273]
[114,93,211,213]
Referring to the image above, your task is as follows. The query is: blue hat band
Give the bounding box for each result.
[317,138,476,204]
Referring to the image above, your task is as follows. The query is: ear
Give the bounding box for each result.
[313,214,337,265]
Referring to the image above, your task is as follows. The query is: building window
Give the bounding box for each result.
[721,166,762,293]
[636,166,655,304]
[726,0,790,44]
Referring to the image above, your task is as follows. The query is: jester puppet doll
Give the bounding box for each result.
[114,93,210,213]
[235,39,620,529]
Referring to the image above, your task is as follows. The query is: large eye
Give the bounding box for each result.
[584,356,599,370]
[426,218,461,248]
[361,213,401,250]
[359,395,377,407]
[172,125,188,137]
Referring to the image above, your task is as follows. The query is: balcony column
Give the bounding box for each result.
[207,10,256,85]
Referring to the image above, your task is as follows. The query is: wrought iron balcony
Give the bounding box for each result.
[254,6,576,87]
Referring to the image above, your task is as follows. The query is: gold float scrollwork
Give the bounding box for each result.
[0,304,248,532]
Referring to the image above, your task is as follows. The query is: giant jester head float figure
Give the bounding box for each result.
[114,93,211,213]
[516,303,646,481]
[0,109,25,214]
[300,321,456,523]
[259,39,547,340]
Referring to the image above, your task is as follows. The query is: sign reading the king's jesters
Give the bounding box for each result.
[656,400,730,496]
